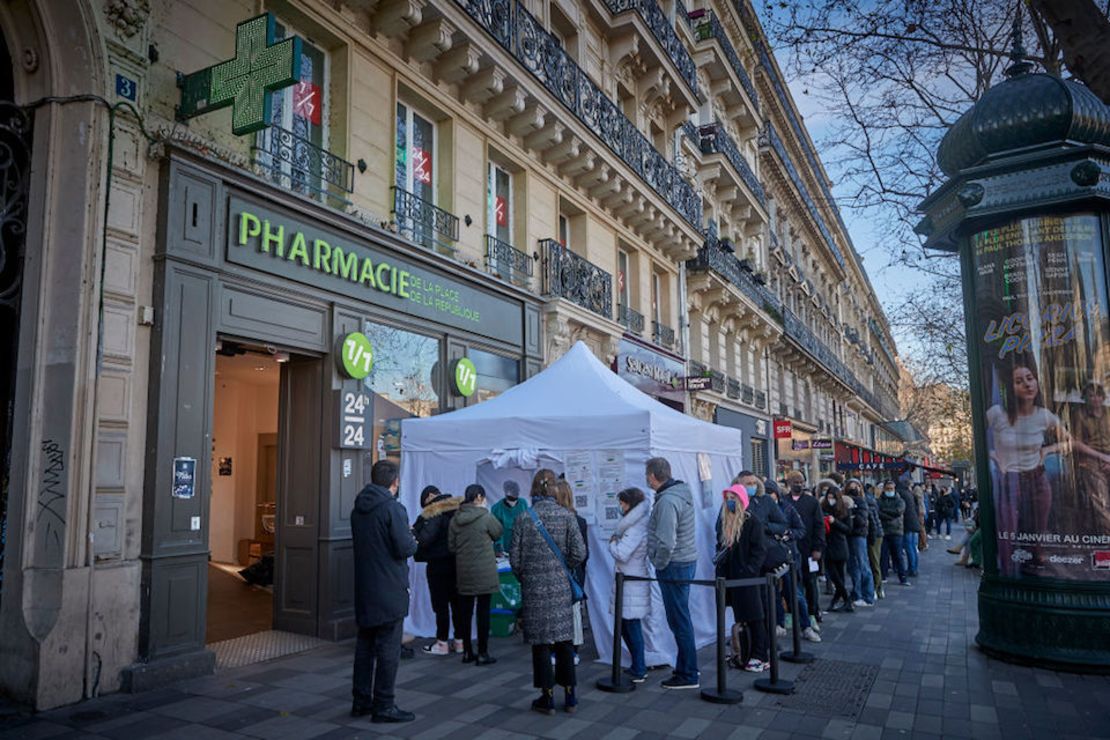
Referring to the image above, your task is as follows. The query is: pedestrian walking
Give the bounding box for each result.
[413,486,463,656]
[448,484,502,666]
[645,456,700,690]
[819,481,853,613]
[862,483,884,599]
[350,460,418,723]
[491,479,529,554]
[510,469,587,715]
[878,480,909,586]
[716,485,769,672]
[608,487,651,682]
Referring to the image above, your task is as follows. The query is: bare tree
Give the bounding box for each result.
[759,0,1108,399]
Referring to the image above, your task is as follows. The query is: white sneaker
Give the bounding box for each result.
[422,640,450,655]
[775,626,788,639]
[852,599,869,607]
[743,659,767,672]
[803,627,822,643]
[945,535,952,540]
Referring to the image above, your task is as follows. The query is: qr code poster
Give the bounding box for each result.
[595,449,626,534]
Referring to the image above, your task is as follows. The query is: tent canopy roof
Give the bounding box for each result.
[402,342,744,455]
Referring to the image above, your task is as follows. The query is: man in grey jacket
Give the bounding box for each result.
[645,457,699,690]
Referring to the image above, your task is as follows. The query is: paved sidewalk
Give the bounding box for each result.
[3,543,1110,739]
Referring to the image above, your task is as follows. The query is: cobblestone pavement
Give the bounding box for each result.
[3,543,1110,739]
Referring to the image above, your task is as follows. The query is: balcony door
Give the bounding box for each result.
[395,102,437,247]
[487,163,513,278]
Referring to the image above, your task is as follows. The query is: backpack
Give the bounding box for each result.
[729,622,753,669]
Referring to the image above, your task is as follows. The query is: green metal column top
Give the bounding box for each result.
[177,13,302,136]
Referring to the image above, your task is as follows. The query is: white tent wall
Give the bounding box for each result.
[397,342,746,670]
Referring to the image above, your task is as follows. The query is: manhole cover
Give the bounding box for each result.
[772,659,878,719]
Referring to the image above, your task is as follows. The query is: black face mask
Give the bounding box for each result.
[790,484,803,494]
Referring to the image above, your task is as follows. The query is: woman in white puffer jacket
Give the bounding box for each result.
[608,487,651,682]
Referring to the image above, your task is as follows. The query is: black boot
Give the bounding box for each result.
[563,686,578,713]
[531,689,555,716]
[371,705,416,723]
[475,653,497,666]
[461,639,476,663]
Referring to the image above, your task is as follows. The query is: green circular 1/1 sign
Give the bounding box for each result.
[454,357,478,397]
[339,332,374,380]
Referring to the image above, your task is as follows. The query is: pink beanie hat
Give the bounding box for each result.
[724,484,750,512]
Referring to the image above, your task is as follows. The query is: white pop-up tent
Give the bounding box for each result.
[400,341,746,668]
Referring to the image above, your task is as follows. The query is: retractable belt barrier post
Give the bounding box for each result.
[597,573,635,693]
[754,564,795,694]
[597,571,766,704]
[779,561,815,665]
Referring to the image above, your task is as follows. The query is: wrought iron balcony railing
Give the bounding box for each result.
[700,121,765,207]
[727,377,741,399]
[754,389,766,410]
[485,234,534,288]
[652,320,676,349]
[687,240,777,314]
[709,370,726,394]
[778,402,789,417]
[618,303,645,334]
[692,10,758,107]
[455,0,701,229]
[606,0,699,97]
[741,383,754,405]
[392,187,459,253]
[252,124,355,206]
[540,239,613,319]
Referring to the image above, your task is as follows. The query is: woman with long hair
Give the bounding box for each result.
[715,485,768,672]
[554,479,589,662]
[413,485,463,655]
[985,357,1065,572]
[510,469,587,715]
[819,481,854,613]
[447,484,502,665]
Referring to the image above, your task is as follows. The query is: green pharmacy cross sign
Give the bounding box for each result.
[177,13,302,136]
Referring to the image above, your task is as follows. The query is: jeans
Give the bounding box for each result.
[657,561,699,683]
[847,536,875,603]
[902,533,919,576]
[775,567,811,630]
[458,593,492,655]
[352,618,403,710]
[532,641,576,689]
[621,618,646,677]
[881,534,907,583]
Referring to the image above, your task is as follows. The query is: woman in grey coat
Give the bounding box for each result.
[510,469,586,715]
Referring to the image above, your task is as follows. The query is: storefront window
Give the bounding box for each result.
[469,348,519,404]
[361,322,441,463]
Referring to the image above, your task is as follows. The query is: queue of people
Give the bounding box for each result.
[348,457,934,723]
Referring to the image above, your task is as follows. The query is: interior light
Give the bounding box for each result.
[274,352,290,363]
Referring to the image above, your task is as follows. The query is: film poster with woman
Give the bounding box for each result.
[972,213,1110,580]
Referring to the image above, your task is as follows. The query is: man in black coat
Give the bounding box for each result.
[351,459,418,723]
[785,470,826,622]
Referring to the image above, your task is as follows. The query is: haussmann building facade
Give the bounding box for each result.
[0,0,904,708]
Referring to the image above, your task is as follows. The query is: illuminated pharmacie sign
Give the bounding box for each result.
[226,195,523,344]
[178,13,301,135]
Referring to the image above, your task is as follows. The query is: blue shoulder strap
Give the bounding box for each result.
[527,508,581,591]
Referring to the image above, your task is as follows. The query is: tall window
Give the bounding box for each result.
[651,271,662,327]
[558,213,570,248]
[487,163,512,245]
[750,438,769,478]
[395,102,437,246]
[617,249,630,310]
[259,21,328,198]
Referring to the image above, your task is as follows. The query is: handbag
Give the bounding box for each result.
[527,508,585,603]
[761,537,791,574]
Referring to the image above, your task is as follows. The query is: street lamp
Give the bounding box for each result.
[917,17,1110,670]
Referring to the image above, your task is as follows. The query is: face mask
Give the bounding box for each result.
[790,484,803,494]
[744,484,758,497]
[826,497,836,506]
[884,490,895,497]
[726,499,737,513]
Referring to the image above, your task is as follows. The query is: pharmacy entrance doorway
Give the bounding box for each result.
[204,340,326,666]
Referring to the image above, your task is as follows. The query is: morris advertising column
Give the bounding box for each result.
[917,41,1110,669]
